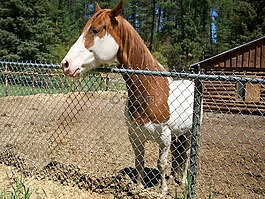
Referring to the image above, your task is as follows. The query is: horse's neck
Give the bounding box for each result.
[116,19,164,72]
[114,18,169,94]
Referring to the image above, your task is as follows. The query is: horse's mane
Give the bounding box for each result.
[111,16,165,72]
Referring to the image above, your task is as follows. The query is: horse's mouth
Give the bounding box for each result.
[65,68,81,78]
[72,68,81,78]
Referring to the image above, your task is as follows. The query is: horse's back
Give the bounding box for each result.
[168,79,194,134]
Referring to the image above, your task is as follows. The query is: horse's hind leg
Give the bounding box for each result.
[171,134,190,199]
[171,133,190,185]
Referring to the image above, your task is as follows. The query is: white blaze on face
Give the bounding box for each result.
[61,31,119,78]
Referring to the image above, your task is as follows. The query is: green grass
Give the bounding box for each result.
[176,172,214,199]
[0,75,76,96]
[0,74,125,97]
[0,173,46,199]
[0,79,124,97]
[0,84,67,97]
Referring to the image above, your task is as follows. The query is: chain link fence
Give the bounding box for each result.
[0,61,264,198]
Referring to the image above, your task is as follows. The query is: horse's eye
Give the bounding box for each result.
[89,27,101,35]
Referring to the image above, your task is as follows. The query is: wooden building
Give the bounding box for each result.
[191,36,265,115]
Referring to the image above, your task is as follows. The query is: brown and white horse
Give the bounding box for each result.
[62,0,196,195]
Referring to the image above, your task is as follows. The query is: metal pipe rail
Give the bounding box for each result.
[96,67,265,84]
[1,61,264,84]
[0,61,61,69]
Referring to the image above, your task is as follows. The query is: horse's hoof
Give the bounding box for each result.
[160,186,168,195]
[137,183,144,189]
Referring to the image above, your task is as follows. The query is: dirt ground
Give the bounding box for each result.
[0,92,264,198]
[0,164,115,199]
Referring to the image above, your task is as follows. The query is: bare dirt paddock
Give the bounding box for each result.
[0,92,264,198]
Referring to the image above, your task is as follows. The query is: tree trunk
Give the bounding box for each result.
[149,0,156,52]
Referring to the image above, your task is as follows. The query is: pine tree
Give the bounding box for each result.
[0,0,57,61]
[230,0,264,45]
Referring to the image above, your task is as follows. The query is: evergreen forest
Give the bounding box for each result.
[1,0,264,70]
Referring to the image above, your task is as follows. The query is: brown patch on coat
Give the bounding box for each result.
[82,4,170,125]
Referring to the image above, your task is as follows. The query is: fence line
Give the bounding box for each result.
[2,60,265,83]
[0,61,264,198]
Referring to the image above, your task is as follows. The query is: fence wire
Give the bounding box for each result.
[0,61,264,199]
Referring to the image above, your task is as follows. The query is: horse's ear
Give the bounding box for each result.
[111,0,124,17]
[95,2,101,12]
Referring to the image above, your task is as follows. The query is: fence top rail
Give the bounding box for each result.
[0,61,61,69]
[1,61,264,84]
[96,67,265,84]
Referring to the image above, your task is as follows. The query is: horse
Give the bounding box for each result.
[61,0,198,195]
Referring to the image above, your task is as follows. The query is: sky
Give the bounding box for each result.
[211,8,218,43]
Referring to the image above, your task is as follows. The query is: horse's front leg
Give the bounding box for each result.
[157,126,171,195]
[129,128,145,188]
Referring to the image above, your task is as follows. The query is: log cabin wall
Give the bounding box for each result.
[191,36,265,115]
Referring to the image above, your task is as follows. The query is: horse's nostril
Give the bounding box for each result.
[62,60,69,69]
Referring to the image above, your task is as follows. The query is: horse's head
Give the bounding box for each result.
[61,1,124,78]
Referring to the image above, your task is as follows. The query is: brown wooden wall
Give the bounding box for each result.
[202,71,265,115]
[200,37,265,71]
[192,37,265,115]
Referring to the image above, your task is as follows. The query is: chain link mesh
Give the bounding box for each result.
[0,61,264,198]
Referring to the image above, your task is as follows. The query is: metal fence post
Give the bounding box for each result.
[31,70,35,95]
[4,64,8,96]
[189,77,203,198]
